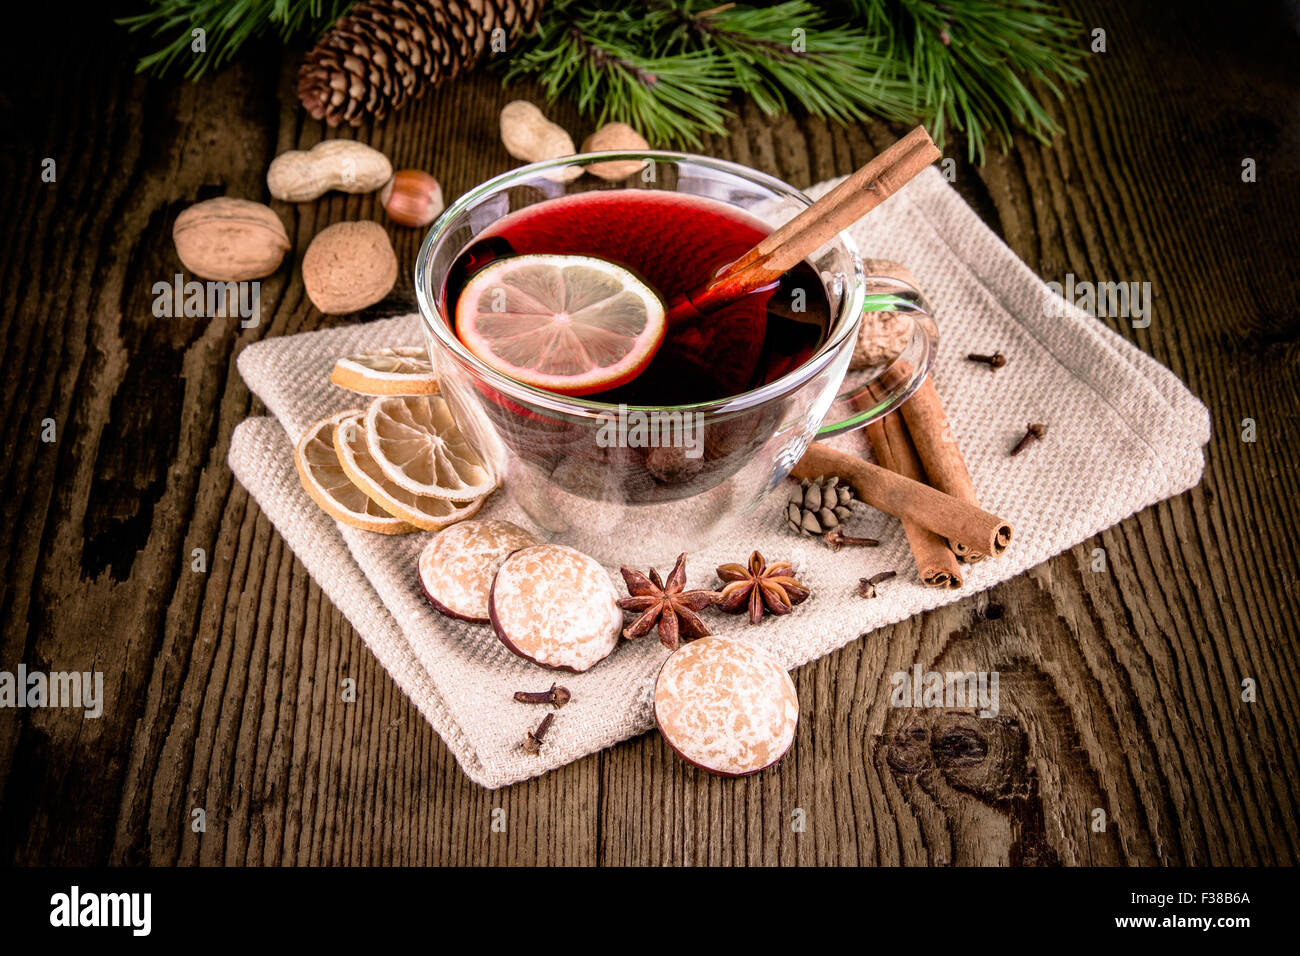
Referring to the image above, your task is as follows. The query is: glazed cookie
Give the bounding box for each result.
[654,637,798,776]
[490,544,622,672]
[418,519,541,623]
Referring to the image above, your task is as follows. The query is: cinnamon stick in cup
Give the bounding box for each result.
[719,129,938,284]
[865,410,962,588]
[667,126,941,326]
[791,443,1012,557]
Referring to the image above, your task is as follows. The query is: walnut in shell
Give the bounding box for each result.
[851,310,914,369]
[301,221,397,315]
[863,258,921,295]
[850,258,931,369]
[172,197,289,282]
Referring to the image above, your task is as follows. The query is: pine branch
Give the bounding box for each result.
[509,0,1086,161]
[117,0,1088,163]
[505,0,922,149]
[839,0,1088,160]
[119,0,350,78]
[505,6,735,147]
[660,2,917,124]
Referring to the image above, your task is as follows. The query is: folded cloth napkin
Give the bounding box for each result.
[230,167,1209,789]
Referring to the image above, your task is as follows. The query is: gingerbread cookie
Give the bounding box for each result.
[490,544,622,672]
[418,519,541,623]
[654,637,798,776]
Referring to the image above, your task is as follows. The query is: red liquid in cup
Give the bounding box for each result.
[442,190,831,405]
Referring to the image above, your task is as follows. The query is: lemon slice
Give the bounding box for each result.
[364,394,496,500]
[333,412,485,531]
[455,254,666,396]
[294,411,416,534]
[330,346,440,396]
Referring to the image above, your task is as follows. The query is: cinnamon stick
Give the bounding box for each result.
[791,442,1012,557]
[667,126,941,324]
[720,129,937,282]
[898,377,986,561]
[865,411,962,588]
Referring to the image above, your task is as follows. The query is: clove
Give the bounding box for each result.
[513,683,572,708]
[857,570,897,598]
[523,713,555,755]
[967,351,1007,370]
[824,528,880,552]
[1009,422,1047,456]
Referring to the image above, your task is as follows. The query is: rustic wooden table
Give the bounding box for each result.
[1,0,1297,866]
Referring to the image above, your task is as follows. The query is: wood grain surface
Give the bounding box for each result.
[0,0,1297,866]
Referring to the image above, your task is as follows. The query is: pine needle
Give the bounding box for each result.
[119,0,349,78]
[842,0,1088,161]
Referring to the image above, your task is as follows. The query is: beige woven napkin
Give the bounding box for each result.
[229,167,1209,789]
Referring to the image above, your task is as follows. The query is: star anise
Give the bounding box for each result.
[617,553,721,651]
[716,551,811,625]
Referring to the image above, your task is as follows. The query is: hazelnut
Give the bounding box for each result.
[380,170,445,228]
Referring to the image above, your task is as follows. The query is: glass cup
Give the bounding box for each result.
[415,151,936,564]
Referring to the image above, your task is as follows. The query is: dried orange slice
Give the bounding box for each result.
[364,394,496,500]
[294,411,415,534]
[329,346,440,396]
[333,412,484,531]
[455,254,665,396]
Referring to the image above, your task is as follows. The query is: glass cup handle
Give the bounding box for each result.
[815,279,938,439]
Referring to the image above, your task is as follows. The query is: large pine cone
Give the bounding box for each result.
[298,0,546,127]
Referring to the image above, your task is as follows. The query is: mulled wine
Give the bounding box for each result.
[442,190,831,405]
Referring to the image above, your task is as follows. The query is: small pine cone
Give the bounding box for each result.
[298,0,547,127]
[785,476,855,535]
